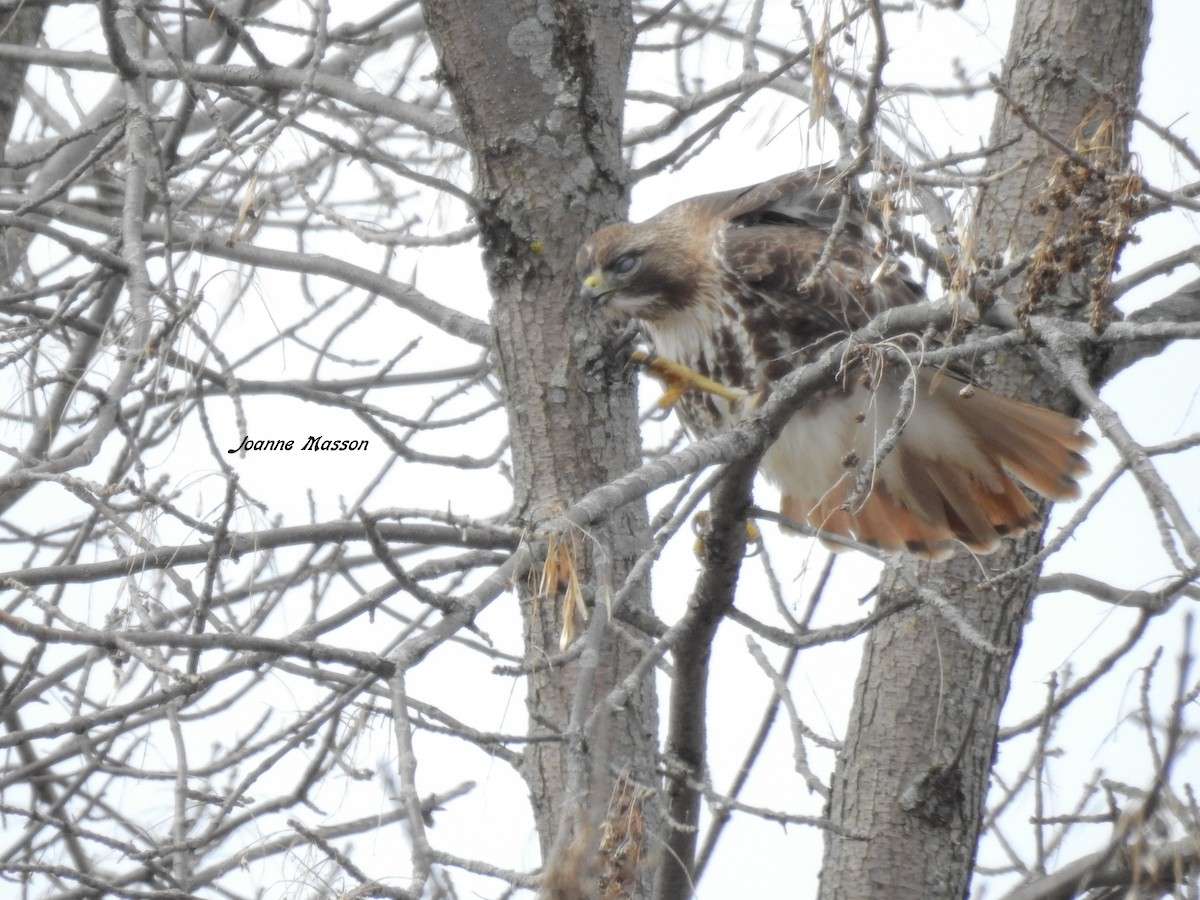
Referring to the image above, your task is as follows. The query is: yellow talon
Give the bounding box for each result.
[630,350,749,408]
[691,511,762,560]
[656,385,687,410]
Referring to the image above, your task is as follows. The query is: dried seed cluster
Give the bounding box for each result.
[1022,101,1148,332]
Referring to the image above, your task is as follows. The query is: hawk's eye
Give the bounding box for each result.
[612,254,641,276]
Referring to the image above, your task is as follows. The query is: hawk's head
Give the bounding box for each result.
[576,216,710,323]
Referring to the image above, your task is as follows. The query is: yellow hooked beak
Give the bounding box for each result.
[580,270,613,304]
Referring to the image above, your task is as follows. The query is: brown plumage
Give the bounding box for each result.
[577,167,1093,558]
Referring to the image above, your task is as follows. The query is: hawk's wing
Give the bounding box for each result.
[715,173,924,374]
[723,166,867,236]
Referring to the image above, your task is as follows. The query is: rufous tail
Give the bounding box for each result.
[782,371,1093,558]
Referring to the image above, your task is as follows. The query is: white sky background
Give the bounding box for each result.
[3,1,1199,898]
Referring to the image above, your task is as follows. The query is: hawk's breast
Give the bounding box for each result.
[641,288,765,439]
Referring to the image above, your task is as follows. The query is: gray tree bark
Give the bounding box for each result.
[0,3,45,161]
[420,3,659,896]
[0,3,46,283]
[818,1,1152,898]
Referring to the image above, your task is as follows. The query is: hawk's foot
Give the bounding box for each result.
[691,510,762,560]
[631,350,750,410]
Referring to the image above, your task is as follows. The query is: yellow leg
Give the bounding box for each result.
[691,510,763,559]
[631,350,749,409]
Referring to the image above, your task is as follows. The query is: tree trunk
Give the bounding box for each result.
[0,4,45,161]
[420,3,659,895]
[0,3,47,283]
[818,1,1151,898]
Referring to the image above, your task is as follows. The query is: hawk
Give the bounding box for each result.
[576,167,1093,558]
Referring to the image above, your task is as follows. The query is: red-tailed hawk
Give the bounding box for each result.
[576,167,1093,558]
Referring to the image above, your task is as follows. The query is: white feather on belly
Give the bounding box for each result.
[760,370,1002,514]
[641,296,749,431]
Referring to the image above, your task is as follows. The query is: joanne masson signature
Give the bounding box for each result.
[227,435,369,454]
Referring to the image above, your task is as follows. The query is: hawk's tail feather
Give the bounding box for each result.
[790,488,962,559]
[957,387,1094,502]
[789,475,1026,560]
[781,373,1094,558]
